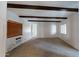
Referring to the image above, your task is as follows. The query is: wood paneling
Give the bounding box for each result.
[7,20,22,38]
[7,3,78,12]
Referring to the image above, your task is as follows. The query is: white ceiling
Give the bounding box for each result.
[7,1,79,21]
[8,1,79,8]
[8,8,70,17]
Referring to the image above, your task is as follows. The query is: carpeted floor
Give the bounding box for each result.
[7,38,79,57]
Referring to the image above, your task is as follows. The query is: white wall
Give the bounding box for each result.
[22,19,60,41]
[22,19,32,43]
[7,11,23,23]
[59,14,72,45]
[59,12,79,50]
[22,19,60,40]
[37,22,60,38]
[6,10,23,52]
[37,22,44,38]
[0,2,7,57]
[70,12,79,50]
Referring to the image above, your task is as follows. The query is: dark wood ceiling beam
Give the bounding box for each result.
[28,20,61,22]
[7,3,78,12]
[19,16,67,19]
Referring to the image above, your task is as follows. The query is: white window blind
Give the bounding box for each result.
[61,24,67,34]
[51,24,56,34]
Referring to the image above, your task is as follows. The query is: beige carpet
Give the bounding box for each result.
[7,38,79,57]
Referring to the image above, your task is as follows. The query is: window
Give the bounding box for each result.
[51,24,56,34]
[25,23,31,33]
[61,24,67,34]
[25,22,37,37]
[31,23,37,37]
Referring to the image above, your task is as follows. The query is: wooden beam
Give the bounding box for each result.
[19,16,67,19]
[7,3,78,12]
[28,20,61,22]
